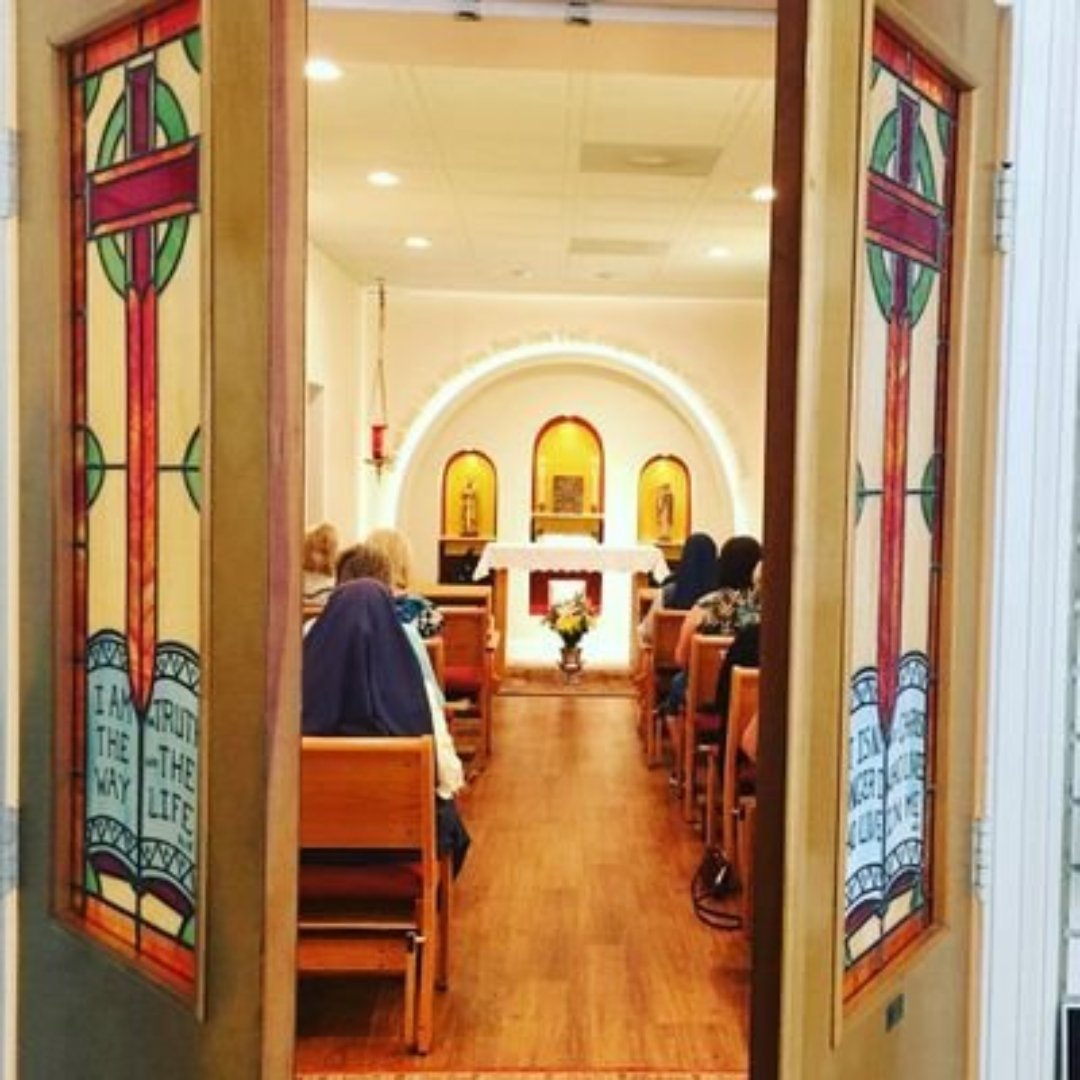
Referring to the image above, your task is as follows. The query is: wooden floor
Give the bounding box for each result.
[295,691,750,1075]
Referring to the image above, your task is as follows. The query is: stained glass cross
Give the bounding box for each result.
[86,58,199,713]
[865,87,946,725]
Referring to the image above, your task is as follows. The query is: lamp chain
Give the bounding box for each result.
[372,279,389,424]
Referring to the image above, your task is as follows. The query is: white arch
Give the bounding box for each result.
[381,336,754,531]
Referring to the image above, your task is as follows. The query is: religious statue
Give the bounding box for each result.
[655,483,675,541]
[460,478,480,537]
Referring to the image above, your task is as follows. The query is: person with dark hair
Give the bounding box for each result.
[335,542,392,587]
[658,540,762,777]
[303,578,470,874]
[674,535,762,667]
[638,531,718,645]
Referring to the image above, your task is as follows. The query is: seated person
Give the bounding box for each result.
[664,538,763,717]
[335,542,464,800]
[638,531,718,645]
[659,546,762,778]
[303,577,470,874]
[302,521,339,607]
[675,535,762,660]
[366,527,444,639]
[715,621,762,787]
[715,620,761,721]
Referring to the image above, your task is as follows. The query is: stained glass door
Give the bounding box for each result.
[17,0,305,1075]
[765,0,1006,1075]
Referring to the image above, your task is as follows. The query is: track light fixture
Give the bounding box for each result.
[566,0,592,26]
[454,0,482,20]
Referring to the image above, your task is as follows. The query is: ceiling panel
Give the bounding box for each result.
[309,9,776,298]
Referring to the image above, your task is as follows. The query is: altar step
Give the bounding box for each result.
[495,664,637,698]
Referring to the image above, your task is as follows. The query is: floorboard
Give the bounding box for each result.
[295,692,750,1075]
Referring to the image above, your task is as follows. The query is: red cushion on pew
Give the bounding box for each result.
[299,860,423,902]
[445,665,484,695]
[694,712,722,735]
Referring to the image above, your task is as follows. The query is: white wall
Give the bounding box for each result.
[399,361,735,663]
[304,244,363,540]
[375,287,765,517]
[980,2,1080,1078]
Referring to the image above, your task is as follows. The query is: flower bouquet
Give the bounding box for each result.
[542,591,598,648]
[542,593,597,679]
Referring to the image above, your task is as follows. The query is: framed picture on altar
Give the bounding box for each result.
[552,474,584,514]
[529,570,602,615]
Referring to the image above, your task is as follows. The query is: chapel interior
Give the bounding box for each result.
[296,2,775,1072]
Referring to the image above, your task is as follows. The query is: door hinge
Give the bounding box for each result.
[993,160,1014,255]
[0,129,17,220]
[972,815,991,902]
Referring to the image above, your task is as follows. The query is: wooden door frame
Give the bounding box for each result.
[16,0,305,1075]
[750,0,807,1076]
[0,0,16,1073]
[754,0,1007,1076]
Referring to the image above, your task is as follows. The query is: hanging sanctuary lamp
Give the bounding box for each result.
[367,278,391,476]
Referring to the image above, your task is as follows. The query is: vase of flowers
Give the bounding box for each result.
[542,592,597,680]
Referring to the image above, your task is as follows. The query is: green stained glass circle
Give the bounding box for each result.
[182,30,202,73]
[181,914,197,947]
[919,456,937,530]
[866,107,941,326]
[92,78,194,298]
[83,74,102,118]
[855,461,868,524]
[182,428,202,510]
[84,426,106,508]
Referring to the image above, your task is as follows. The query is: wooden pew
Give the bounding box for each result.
[439,606,495,761]
[298,736,450,1054]
[638,609,686,767]
[721,666,760,878]
[682,633,733,822]
[631,586,658,672]
[417,583,492,619]
[701,664,759,927]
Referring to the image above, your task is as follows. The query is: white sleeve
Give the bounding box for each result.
[426,680,465,799]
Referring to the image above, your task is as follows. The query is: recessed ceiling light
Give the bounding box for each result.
[706,245,731,259]
[404,236,432,250]
[751,185,777,203]
[367,170,401,188]
[305,58,342,82]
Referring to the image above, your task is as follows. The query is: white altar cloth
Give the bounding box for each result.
[474,542,669,666]
[474,542,669,581]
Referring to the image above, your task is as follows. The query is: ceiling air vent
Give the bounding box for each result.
[568,238,668,256]
[580,142,720,177]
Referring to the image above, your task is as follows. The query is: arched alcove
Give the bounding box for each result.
[439,448,497,582]
[638,453,691,562]
[379,337,754,538]
[531,414,604,542]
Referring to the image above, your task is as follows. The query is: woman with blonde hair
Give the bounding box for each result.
[302,522,339,607]
[365,527,444,639]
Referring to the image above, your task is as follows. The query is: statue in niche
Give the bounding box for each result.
[655,483,675,541]
[460,477,480,537]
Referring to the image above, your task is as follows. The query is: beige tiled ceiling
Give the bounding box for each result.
[308,9,775,298]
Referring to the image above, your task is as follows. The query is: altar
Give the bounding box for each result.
[474,541,669,670]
